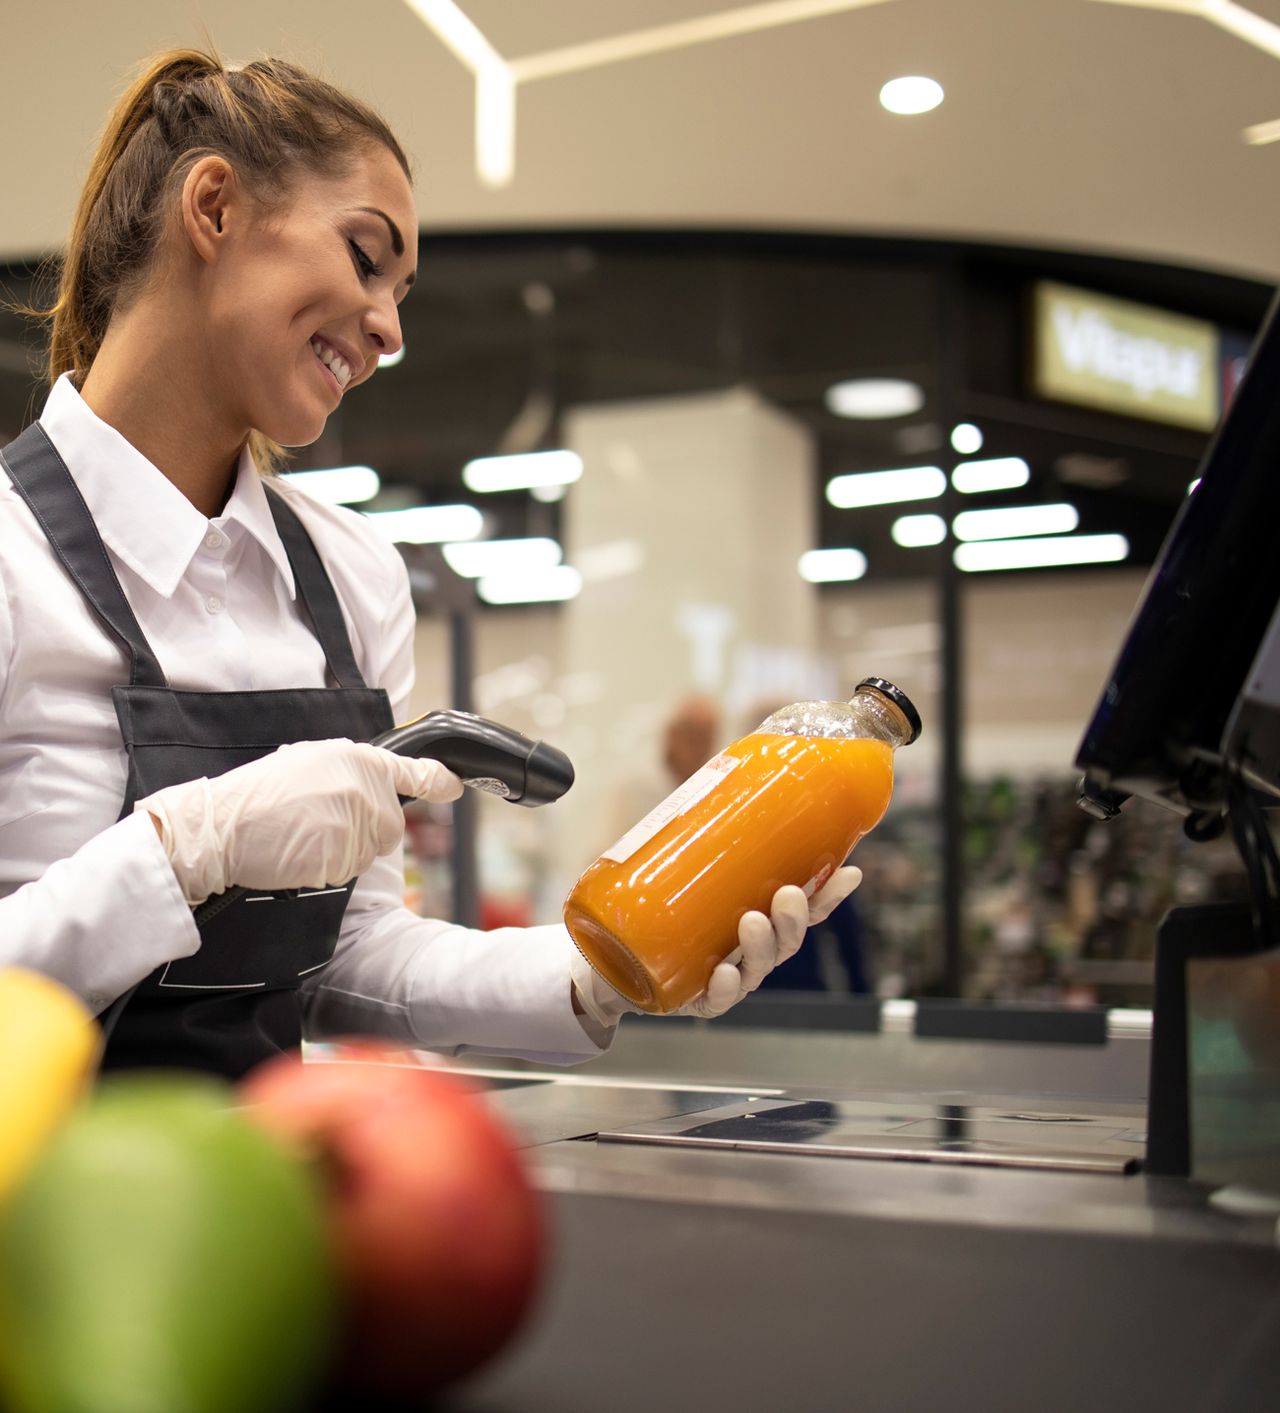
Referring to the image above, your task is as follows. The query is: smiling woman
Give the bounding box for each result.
[0,47,827,1082]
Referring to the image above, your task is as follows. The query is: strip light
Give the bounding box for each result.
[403,0,898,187]
[954,534,1129,572]
[952,503,1079,542]
[281,466,381,505]
[463,450,584,493]
[798,548,868,582]
[892,513,947,547]
[826,466,946,508]
[442,537,563,578]
[365,504,484,544]
[951,457,1031,494]
[478,565,583,604]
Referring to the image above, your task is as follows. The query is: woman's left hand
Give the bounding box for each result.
[568,866,864,1034]
[677,866,863,1019]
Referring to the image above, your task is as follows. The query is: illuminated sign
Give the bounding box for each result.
[1032,281,1220,432]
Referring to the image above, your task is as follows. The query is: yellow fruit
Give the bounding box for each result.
[0,969,100,1206]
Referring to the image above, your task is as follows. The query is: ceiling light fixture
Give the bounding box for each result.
[478,565,584,604]
[879,75,944,115]
[951,457,1031,494]
[463,449,584,493]
[954,534,1129,573]
[280,466,381,505]
[441,537,563,578]
[891,513,947,547]
[404,0,900,187]
[365,504,485,544]
[799,548,869,582]
[825,377,925,419]
[826,466,947,508]
[950,423,984,455]
[952,503,1080,541]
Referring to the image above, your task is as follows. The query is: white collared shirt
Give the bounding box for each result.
[0,374,604,1064]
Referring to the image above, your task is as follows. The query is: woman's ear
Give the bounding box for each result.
[180,156,237,264]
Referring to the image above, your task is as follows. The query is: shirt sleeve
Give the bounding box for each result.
[0,539,200,1013]
[0,811,201,1016]
[298,534,611,1064]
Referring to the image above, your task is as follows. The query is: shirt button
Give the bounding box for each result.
[204,530,224,551]
[206,595,223,614]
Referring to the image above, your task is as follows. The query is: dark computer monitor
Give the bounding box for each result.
[1075,289,1280,830]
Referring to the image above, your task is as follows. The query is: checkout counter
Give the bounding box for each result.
[434,999,1280,1413]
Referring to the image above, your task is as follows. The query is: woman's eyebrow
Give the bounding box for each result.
[357,206,405,258]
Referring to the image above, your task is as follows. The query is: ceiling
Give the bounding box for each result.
[3,0,1280,280]
[1,0,1277,577]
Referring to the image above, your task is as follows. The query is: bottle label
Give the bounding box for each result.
[601,753,741,864]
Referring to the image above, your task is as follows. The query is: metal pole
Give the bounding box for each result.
[938,258,966,998]
[448,604,480,930]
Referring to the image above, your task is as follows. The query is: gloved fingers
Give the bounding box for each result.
[769,884,811,964]
[736,907,781,992]
[380,750,466,803]
[700,960,746,1018]
[808,865,863,925]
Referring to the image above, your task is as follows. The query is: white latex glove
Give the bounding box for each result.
[570,865,864,1033]
[136,738,465,906]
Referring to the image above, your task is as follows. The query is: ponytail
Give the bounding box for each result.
[31,48,410,469]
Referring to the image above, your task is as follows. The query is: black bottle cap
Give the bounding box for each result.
[856,677,922,745]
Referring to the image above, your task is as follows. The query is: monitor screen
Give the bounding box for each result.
[1075,289,1280,826]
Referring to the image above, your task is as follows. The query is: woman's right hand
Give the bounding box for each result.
[136,739,464,906]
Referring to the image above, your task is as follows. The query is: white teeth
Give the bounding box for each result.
[310,338,352,390]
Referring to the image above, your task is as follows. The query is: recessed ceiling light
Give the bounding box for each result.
[826,466,947,509]
[892,514,947,548]
[950,423,983,455]
[825,378,924,419]
[954,534,1129,573]
[799,548,868,583]
[951,457,1031,494]
[879,76,944,116]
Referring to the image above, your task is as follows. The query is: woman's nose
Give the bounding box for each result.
[364,296,403,361]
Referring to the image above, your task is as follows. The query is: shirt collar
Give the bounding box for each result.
[38,373,296,600]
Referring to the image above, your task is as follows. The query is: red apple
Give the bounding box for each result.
[238,1043,545,1397]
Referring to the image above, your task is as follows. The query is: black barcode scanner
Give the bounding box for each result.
[375,709,575,806]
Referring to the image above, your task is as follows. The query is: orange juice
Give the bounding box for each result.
[564,728,898,1012]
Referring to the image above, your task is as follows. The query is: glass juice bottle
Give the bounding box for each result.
[563,677,920,1012]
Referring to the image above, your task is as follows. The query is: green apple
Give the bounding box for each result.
[0,1074,336,1413]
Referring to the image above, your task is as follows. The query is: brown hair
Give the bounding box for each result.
[34,48,409,468]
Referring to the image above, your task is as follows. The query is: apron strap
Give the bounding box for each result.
[1,422,168,689]
[264,486,370,690]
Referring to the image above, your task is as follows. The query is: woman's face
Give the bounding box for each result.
[203,143,417,448]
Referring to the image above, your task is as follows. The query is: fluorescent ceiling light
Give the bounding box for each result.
[879,75,944,114]
[952,503,1080,541]
[950,422,984,455]
[827,466,946,509]
[892,513,947,547]
[799,548,869,582]
[463,450,584,493]
[1188,477,1202,493]
[365,504,484,544]
[378,346,406,368]
[825,377,924,419]
[530,482,569,503]
[951,457,1031,494]
[478,565,583,604]
[1244,117,1280,145]
[281,465,380,505]
[954,534,1129,573]
[442,537,563,578]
